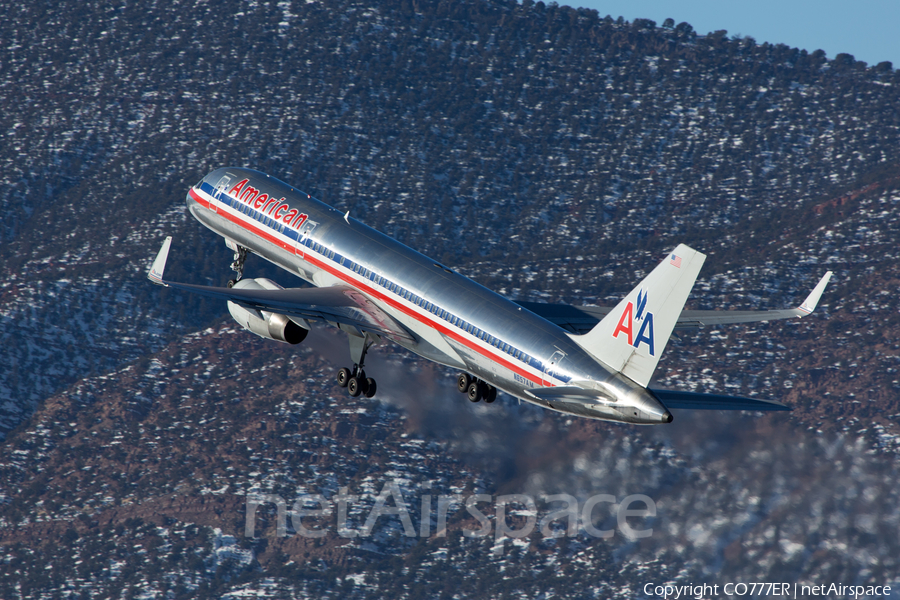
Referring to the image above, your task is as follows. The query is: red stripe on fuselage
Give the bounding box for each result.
[190,187,549,387]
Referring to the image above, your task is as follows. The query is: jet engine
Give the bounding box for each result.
[227,278,309,344]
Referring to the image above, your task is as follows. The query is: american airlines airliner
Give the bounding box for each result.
[148,167,831,425]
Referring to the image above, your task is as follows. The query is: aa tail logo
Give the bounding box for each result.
[635,289,648,320]
[611,289,655,355]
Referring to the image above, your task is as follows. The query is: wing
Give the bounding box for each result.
[148,237,413,340]
[649,389,791,411]
[518,271,832,335]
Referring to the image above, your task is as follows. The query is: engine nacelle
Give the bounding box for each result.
[227,278,309,344]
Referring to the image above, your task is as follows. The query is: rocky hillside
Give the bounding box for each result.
[1,0,899,596]
[2,0,899,437]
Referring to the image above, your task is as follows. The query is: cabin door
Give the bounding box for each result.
[211,175,231,213]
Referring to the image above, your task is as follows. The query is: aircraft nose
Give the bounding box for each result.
[662,410,673,423]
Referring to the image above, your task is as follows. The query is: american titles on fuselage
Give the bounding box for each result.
[227,178,310,229]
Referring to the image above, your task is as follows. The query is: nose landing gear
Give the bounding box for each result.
[226,244,249,288]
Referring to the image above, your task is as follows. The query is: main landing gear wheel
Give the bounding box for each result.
[339,333,378,398]
[458,372,496,404]
[467,382,482,403]
[346,371,376,398]
[337,368,352,388]
[484,385,497,403]
[343,369,377,398]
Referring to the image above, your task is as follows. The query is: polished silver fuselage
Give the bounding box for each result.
[187,167,670,424]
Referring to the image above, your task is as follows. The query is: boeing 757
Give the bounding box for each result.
[148,167,831,425]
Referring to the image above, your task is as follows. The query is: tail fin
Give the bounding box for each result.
[570,244,706,387]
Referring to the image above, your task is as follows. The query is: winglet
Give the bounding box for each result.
[148,236,173,286]
[798,271,832,314]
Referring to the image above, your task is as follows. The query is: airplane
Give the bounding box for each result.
[148,167,832,425]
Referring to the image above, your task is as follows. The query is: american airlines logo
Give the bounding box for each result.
[611,289,655,355]
[227,178,310,228]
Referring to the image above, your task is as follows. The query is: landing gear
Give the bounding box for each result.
[457,372,496,404]
[467,381,482,403]
[229,245,248,284]
[336,333,377,398]
[342,366,376,398]
[348,375,363,398]
[484,385,497,403]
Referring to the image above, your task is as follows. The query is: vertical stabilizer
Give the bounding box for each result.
[570,244,706,387]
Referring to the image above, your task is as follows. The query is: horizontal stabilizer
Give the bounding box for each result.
[650,389,791,411]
